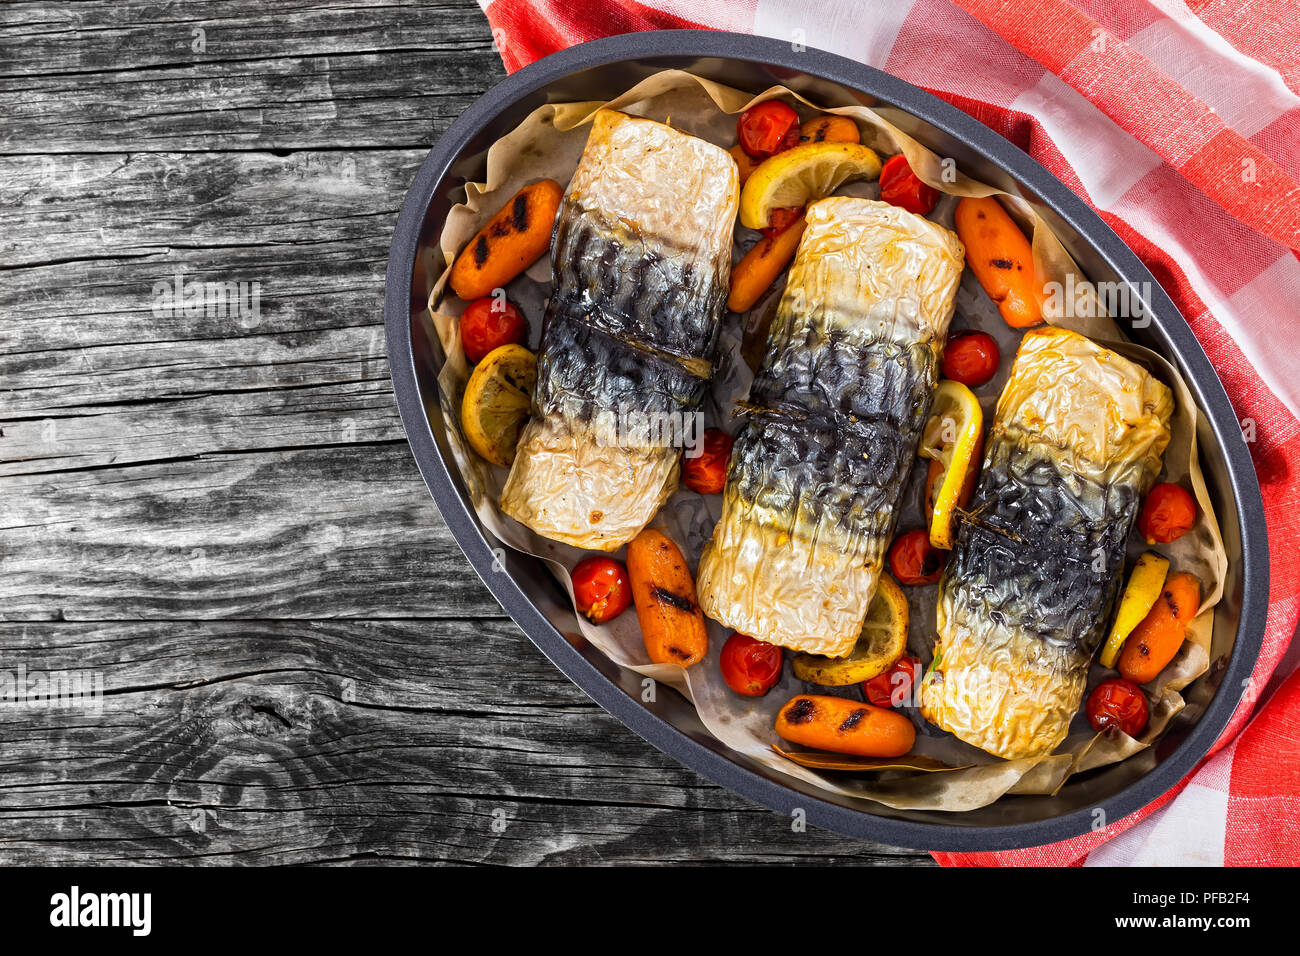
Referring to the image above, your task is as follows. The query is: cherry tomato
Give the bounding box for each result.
[1086,678,1150,737]
[1138,482,1197,544]
[737,101,800,158]
[720,632,784,697]
[571,556,631,624]
[879,154,940,216]
[863,655,921,708]
[681,428,734,495]
[761,206,804,239]
[888,529,946,586]
[460,296,527,364]
[942,330,1001,387]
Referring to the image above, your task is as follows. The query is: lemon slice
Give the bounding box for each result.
[791,573,908,685]
[460,343,537,467]
[918,380,984,550]
[1099,551,1171,668]
[739,142,883,230]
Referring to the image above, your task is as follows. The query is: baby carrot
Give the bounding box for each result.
[626,528,708,667]
[729,144,763,186]
[449,179,563,301]
[1118,572,1201,685]
[727,214,807,313]
[775,694,916,758]
[798,116,860,145]
[953,196,1043,328]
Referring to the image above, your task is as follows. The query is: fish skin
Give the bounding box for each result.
[500,110,738,551]
[921,326,1174,760]
[697,198,965,657]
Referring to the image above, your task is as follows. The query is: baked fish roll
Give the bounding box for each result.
[697,198,965,657]
[500,109,739,551]
[920,327,1174,760]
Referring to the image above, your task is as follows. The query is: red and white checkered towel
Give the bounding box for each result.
[477,0,1300,865]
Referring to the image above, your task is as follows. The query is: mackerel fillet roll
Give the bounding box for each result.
[920,327,1174,759]
[500,109,739,551]
[697,198,965,657]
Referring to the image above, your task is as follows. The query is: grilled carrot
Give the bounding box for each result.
[626,528,708,667]
[775,695,915,757]
[729,144,763,186]
[1118,571,1201,684]
[449,179,563,301]
[798,116,859,145]
[727,214,807,313]
[953,196,1043,328]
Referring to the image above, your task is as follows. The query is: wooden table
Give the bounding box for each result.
[0,0,930,865]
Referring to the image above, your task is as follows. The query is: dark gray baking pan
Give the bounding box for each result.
[384,30,1268,851]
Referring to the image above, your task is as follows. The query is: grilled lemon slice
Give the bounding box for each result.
[739,142,883,230]
[791,573,908,685]
[1099,551,1171,669]
[918,380,984,550]
[461,343,537,467]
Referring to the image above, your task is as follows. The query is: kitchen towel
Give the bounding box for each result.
[477,0,1300,866]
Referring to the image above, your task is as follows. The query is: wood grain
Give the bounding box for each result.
[0,620,926,864]
[0,0,932,864]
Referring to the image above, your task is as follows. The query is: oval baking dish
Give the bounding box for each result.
[384,30,1268,851]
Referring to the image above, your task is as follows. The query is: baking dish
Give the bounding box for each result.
[384,30,1267,851]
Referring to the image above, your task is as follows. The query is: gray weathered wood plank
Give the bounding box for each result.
[0,0,933,864]
[2,242,396,356]
[0,444,505,621]
[3,324,392,414]
[2,379,403,475]
[1,0,495,78]
[1,51,505,153]
[0,619,925,865]
[0,150,424,267]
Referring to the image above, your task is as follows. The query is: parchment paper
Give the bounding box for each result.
[420,70,1230,811]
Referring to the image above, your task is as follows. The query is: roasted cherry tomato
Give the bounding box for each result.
[737,101,801,158]
[681,428,734,495]
[1138,482,1197,544]
[761,206,804,239]
[879,154,940,216]
[941,330,1001,387]
[1086,678,1150,737]
[863,655,921,708]
[571,556,631,624]
[888,529,946,586]
[460,296,528,364]
[720,632,784,697]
